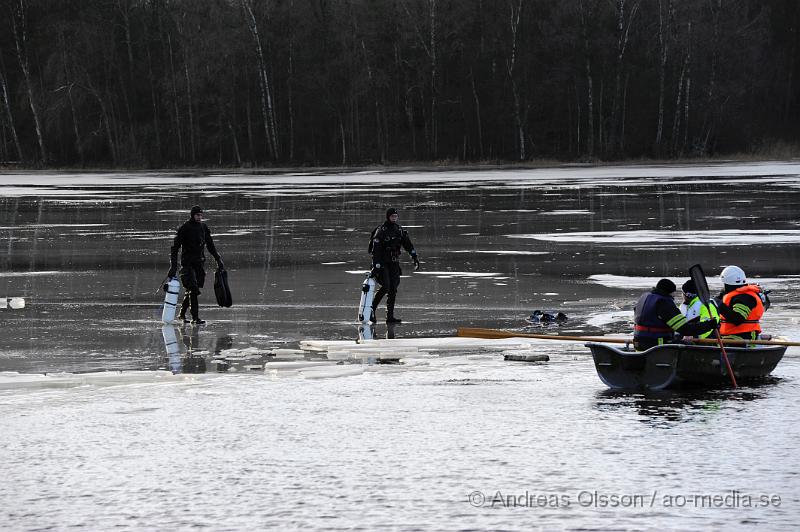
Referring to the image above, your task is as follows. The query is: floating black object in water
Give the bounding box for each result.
[526,310,568,324]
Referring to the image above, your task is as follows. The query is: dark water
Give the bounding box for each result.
[1,165,799,530]
[2,165,798,373]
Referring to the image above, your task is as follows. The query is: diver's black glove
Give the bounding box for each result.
[413,256,420,271]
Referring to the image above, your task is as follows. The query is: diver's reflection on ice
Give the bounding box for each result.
[593,385,774,425]
[160,324,210,374]
[357,321,398,342]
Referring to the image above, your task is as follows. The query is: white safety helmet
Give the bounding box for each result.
[720,265,747,286]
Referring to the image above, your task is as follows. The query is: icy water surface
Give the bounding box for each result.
[1,162,799,530]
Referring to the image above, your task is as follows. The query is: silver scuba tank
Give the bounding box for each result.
[161,277,181,323]
[357,274,376,323]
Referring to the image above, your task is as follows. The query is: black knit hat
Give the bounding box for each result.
[386,207,398,219]
[190,205,203,216]
[656,278,677,294]
[682,279,697,295]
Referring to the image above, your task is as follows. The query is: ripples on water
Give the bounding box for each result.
[1,164,799,529]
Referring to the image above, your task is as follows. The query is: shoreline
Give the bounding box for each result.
[2,155,799,174]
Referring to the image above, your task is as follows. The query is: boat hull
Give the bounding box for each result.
[587,342,786,390]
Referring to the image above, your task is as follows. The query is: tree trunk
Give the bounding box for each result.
[183,52,196,163]
[784,5,798,120]
[700,0,721,153]
[246,92,254,164]
[428,0,438,158]
[470,69,484,159]
[84,77,118,164]
[242,0,279,161]
[167,33,184,160]
[611,0,638,156]
[228,119,242,166]
[579,0,595,157]
[59,32,84,165]
[145,35,162,162]
[361,39,384,163]
[654,0,669,152]
[682,23,691,156]
[118,0,135,81]
[672,46,688,156]
[574,80,581,156]
[339,116,346,165]
[11,0,47,164]
[507,0,525,161]
[287,35,295,162]
[0,54,23,161]
[400,0,438,158]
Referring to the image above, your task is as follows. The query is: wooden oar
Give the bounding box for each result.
[690,263,737,388]
[457,327,800,347]
[457,328,632,344]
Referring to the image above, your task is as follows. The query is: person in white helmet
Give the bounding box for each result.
[715,265,770,341]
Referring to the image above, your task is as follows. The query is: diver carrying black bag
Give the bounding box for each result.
[214,268,233,307]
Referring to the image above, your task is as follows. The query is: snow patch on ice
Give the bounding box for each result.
[509,229,800,246]
[448,250,549,255]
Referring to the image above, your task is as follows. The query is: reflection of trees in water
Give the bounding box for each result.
[593,380,781,426]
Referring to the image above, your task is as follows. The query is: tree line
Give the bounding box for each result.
[0,0,798,167]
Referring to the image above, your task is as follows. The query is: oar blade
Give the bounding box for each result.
[689,263,712,304]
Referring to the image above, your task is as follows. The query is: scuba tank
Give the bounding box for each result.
[161,277,181,323]
[161,324,182,373]
[357,273,376,323]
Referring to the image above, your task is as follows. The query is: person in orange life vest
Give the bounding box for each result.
[714,265,769,341]
[633,278,717,351]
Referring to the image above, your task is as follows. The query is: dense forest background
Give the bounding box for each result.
[0,0,799,167]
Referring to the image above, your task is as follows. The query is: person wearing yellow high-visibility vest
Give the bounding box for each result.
[678,279,720,339]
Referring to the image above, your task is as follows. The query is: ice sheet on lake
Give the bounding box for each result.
[3,161,800,198]
[0,271,70,277]
[539,210,594,215]
[510,229,800,246]
[585,310,635,327]
[0,370,211,390]
[448,250,549,255]
[414,271,503,278]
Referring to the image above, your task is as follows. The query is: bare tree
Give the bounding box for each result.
[10,0,47,164]
[0,52,23,161]
[57,31,84,165]
[506,0,526,161]
[671,22,691,156]
[242,0,280,161]
[654,0,670,152]
[610,0,639,155]
[578,0,598,157]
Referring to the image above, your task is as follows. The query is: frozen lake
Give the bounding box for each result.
[1,162,799,529]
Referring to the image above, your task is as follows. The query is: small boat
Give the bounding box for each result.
[587,342,786,390]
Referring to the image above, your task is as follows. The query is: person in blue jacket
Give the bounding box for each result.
[633,278,716,351]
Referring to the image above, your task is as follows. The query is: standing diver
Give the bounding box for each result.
[167,205,224,325]
[369,208,420,323]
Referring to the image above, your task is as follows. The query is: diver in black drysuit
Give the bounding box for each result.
[168,205,224,324]
[369,208,419,323]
